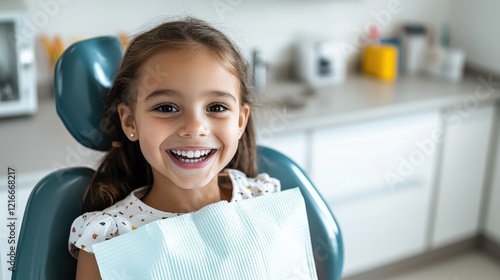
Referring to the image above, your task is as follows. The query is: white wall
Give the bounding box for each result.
[19,0,452,83]
[450,0,500,76]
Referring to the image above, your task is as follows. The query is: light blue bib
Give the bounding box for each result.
[93,188,317,280]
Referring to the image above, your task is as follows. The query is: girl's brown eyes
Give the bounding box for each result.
[207,103,229,113]
[153,103,229,113]
[154,104,178,113]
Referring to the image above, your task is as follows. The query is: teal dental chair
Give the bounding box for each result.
[12,37,343,280]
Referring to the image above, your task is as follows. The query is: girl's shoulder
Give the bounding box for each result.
[225,169,281,202]
[68,187,172,258]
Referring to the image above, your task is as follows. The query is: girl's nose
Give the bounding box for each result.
[178,111,209,138]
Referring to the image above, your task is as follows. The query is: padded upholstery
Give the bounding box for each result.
[13,36,344,280]
[12,168,93,280]
[53,36,122,151]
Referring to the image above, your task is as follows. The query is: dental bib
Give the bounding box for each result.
[92,188,318,280]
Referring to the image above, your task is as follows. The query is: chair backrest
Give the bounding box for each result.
[12,168,93,280]
[13,36,343,280]
[257,146,344,279]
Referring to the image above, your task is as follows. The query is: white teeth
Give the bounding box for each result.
[171,149,212,159]
[178,158,202,163]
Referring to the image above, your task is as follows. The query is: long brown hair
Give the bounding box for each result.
[83,17,257,212]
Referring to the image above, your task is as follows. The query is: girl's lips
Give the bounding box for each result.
[167,148,217,169]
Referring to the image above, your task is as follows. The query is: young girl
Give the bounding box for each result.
[68,17,280,279]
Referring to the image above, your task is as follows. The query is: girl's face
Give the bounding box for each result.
[118,48,249,190]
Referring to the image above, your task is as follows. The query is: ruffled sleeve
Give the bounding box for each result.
[228,169,281,202]
[68,211,118,258]
[254,173,281,195]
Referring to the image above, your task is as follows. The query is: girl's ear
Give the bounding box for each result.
[117,103,138,141]
[238,104,250,138]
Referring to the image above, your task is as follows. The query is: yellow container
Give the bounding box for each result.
[362,45,398,81]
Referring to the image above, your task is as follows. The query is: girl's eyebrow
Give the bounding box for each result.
[206,90,237,103]
[144,89,237,102]
[144,89,180,101]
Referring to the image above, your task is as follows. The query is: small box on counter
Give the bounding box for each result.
[362,45,398,81]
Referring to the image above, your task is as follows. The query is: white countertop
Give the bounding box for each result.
[256,73,499,133]
[1,73,497,174]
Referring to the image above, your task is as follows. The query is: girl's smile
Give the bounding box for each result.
[167,147,216,169]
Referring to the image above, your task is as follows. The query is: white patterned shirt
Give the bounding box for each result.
[68,169,280,258]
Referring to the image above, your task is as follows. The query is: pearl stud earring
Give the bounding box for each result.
[130,133,135,138]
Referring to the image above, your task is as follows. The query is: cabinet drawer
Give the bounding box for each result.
[433,104,495,247]
[311,111,440,203]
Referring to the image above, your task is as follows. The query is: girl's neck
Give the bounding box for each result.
[141,173,232,213]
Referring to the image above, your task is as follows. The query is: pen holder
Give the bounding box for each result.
[362,45,398,81]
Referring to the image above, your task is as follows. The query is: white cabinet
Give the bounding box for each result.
[257,131,309,172]
[432,104,495,248]
[310,111,441,276]
[485,106,500,243]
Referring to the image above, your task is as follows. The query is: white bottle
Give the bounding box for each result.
[402,25,428,75]
[251,49,266,94]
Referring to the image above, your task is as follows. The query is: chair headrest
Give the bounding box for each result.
[53,36,123,151]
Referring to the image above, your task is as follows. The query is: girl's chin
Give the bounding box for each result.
[172,177,217,190]
[163,166,219,189]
